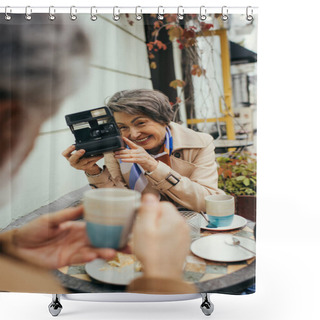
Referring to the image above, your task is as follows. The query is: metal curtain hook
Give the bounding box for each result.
[157,6,164,20]
[135,6,142,21]
[221,6,228,21]
[25,6,32,20]
[199,6,207,21]
[5,6,12,21]
[177,6,184,20]
[70,6,77,21]
[49,6,56,21]
[246,6,254,22]
[91,6,98,21]
[113,6,120,21]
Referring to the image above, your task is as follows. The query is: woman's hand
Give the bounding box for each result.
[10,206,116,269]
[131,194,191,280]
[62,145,103,175]
[114,137,158,172]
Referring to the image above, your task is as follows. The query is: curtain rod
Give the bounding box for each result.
[0,6,258,15]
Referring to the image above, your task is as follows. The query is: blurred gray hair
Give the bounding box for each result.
[107,89,174,125]
[0,14,90,118]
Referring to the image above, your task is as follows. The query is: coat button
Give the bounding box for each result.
[174,152,181,158]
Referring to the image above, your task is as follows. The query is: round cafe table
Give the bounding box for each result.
[53,220,256,294]
[2,185,255,294]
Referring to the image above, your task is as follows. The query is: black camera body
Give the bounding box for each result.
[65,107,124,157]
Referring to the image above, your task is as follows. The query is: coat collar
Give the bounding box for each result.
[169,122,208,151]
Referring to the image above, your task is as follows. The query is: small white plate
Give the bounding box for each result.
[85,259,143,285]
[200,214,247,231]
[191,234,256,262]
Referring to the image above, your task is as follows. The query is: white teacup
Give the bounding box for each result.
[83,188,141,249]
[205,194,235,227]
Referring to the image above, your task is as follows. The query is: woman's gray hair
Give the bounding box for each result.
[107,89,174,125]
[0,14,90,118]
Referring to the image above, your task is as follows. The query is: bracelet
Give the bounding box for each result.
[85,165,105,178]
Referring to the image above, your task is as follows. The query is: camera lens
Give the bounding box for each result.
[101,124,115,135]
[91,129,101,137]
[108,124,115,132]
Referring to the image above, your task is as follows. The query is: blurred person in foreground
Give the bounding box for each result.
[0,15,195,294]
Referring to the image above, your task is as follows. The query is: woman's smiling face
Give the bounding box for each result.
[114,112,167,153]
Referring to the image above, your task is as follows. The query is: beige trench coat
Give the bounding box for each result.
[87,122,223,212]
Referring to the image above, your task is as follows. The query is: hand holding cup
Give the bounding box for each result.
[131,194,191,280]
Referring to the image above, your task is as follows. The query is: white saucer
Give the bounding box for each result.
[200,214,247,231]
[191,234,256,262]
[85,259,142,285]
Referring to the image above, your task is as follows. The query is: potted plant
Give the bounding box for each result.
[216,152,256,222]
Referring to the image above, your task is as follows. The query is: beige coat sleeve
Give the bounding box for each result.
[127,276,197,294]
[145,137,223,212]
[86,153,127,189]
[0,230,67,293]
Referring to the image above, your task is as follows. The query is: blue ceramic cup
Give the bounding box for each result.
[83,188,141,249]
[205,194,235,228]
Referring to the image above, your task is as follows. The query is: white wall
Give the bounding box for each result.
[0,14,152,228]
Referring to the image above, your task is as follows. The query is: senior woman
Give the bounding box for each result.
[63,89,223,212]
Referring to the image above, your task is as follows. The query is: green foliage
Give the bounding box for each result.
[217,152,257,196]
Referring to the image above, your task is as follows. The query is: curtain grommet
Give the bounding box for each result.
[157,6,164,20]
[246,6,254,22]
[199,6,207,21]
[70,6,77,21]
[221,6,229,21]
[135,6,142,21]
[49,6,56,21]
[177,6,184,20]
[90,6,98,21]
[4,6,12,21]
[25,6,32,21]
[113,6,120,21]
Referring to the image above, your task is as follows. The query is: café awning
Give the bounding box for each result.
[230,41,257,65]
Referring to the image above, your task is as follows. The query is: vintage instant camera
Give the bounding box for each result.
[65,107,124,157]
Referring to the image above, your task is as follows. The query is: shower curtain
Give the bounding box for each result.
[0,9,257,296]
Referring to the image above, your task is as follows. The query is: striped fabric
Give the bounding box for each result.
[120,127,173,192]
